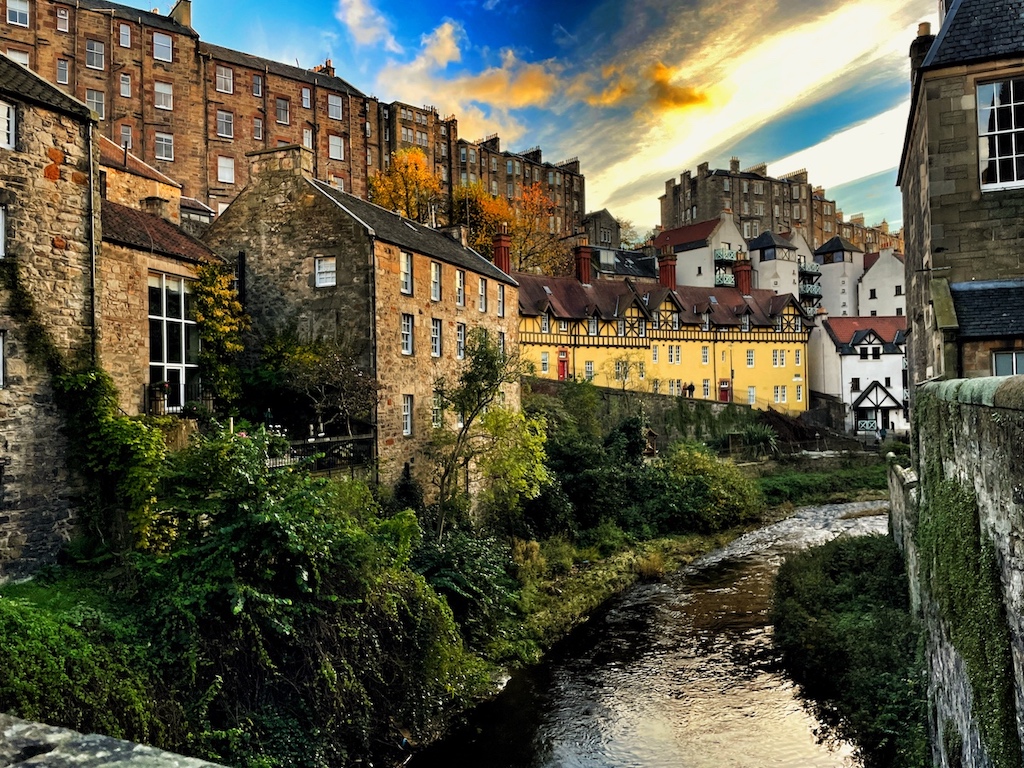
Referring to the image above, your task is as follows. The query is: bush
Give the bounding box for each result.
[758,464,888,506]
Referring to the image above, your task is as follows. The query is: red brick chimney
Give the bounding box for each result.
[658,247,677,290]
[733,252,752,296]
[575,244,593,284]
[493,227,511,274]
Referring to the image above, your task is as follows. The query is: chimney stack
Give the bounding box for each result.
[575,244,594,284]
[140,196,173,222]
[909,21,935,84]
[733,251,753,296]
[658,246,677,290]
[493,225,511,274]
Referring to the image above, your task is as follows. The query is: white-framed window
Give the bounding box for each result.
[748,386,756,405]
[275,97,289,124]
[455,270,465,306]
[155,131,173,160]
[772,349,780,367]
[328,93,343,120]
[430,262,441,301]
[119,124,132,149]
[153,32,172,62]
[329,134,344,160]
[978,78,1024,189]
[216,110,233,138]
[432,393,443,429]
[431,318,442,357]
[119,23,131,47]
[400,313,414,354]
[741,314,750,332]
[7,0,28,26]
[702,345,709,364]
[796,385,803,402]
[558,319,568,333]
[478,278,487,312]
[86,40,104,69]
[795,349,802,367]
[588,316,598,336]
[56,59,69,84]
[215,65,233,93]
[615,361,625,381]
[541,314,550,334]
[616,319,625,336]
[400,251,413,294]
[86,89,104,118]
[217,155,235,184]
[780,385,787,403]
[119,73,132,98]
[668,345,675,364]
[541,352,549,374]
[652,345,659,364]
[56,7,69,32]
[993,350,1024,375]
[301,87,311,109]
[315,255,336,287]
[746,349,754,367]
[148,274,199,412]
[702,379,710,398]
[402,394,413,436]
[498,285,505,317]
[639,362,645,379]
[302,128,313,149]
[780,350,786,366]
[584,361,594,380]
[252,74,263,97]
[456,323,466,359]
[253,117,263,140]
[773,385,781,403]
[154,81,173,110]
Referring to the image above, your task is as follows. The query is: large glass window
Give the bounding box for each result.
[149,274,199,410]
[216,110,233,138]
[86,40,105,70]
[7,0,28,26]
[155,81,173,110]
[994,350,1024,375]
[978,78,1024,189]
[155,132,173,160]
[153,32,172,61]
[215,65,233,94]
[328,94,343,120]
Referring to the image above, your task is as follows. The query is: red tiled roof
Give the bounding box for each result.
[99,135,181,188]
[653,219,719,251]
[825,316,907,344]
[102,199,219,264]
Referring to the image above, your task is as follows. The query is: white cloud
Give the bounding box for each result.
[335,0,403,54]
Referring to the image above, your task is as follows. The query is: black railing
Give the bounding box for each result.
[268,434,375,478]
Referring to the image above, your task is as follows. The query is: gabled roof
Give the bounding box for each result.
[949,279,1024,338]
[824,316,907,351]
[102,200,218,264]
[652,219,720,252]
[98,136,180,187]
[815,235,863,255]
[310,181,517,286]
[0,54,92,121]
[862,250,905,273]
[180,197,214,215]
[76,0,197,37]
[201,43,363,97]
[593,248,657,279]
[851,381,905,410]
[747,231,798,251]
[922,0,1024,69]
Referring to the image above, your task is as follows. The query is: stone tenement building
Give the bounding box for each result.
[1,54,98,576]
[202,145,519,488]
[660,157,903,253]
[1,0,585,235]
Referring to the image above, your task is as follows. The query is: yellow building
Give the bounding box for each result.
[514,248,812,414]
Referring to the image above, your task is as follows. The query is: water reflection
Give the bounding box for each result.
[410,503,887,768]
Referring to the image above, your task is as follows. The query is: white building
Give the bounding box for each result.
[814,236,865,318]
[653,211,746,289]
[857,248,906,317]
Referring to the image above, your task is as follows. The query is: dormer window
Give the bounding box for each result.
[588,316,598,336]
[672,312,680,330]
[741,314,750,332]
[701,312,710,331]
[541,314,550,333]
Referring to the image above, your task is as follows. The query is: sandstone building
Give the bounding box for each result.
[202,145,519,487]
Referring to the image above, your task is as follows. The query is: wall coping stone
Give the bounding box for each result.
[925,375,1024,409]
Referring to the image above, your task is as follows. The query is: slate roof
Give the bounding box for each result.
[747,231,798,251]
[949,279,1024,338]
[824,316,907,354]
[863,250,905,273]
[593,248,658,279]
[98,136,180,187]
[310,180,517,286]
[652,219,720,253]
[102,200,219,264]
[923,0,1024,69]
[814,235,863,256]
[0,54,92,120]
[75,0,197,36]
[202,43,364,97]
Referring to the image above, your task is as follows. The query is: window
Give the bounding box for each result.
[700,312,709,331]
[400,251,413,294]
[119,23,131,47]
[795,349,801,366]
[456,323,466,359]
[895,285,903,296]
[498,332,505,355]
[56,7,69,32]
[993,351,1024,375]
[7,0,28,26]
[896,307,904,316]
[746,349,754,367]
[315,256,336,287]
[86,40,104,70]
[748,386,757,405]
[155,132,173,160]
[431,318,442,357]
[455,270,465,306]
[430,262,441,301]
[872,346,881,360]
[615,361,625,381]
[120,74,133,98]
[703,379,711,398]
[275,98,289,124]
[652,345,659,364]
[478,278,487,311]
[668,345,676,365]
[119,124,132,149]
[148,274,199,411]
[402,395,413,436]
[8,49,33,67]
[328,94,343,120]
[851,377,861,392]
[617,319,625,336]
[253,117,263,140]
[588,316,598,336]
[301,87,311,109]
[796,385,803,402]
[541,352,549,374]
[432,393,443,428]
[86,89,104,119]
[153,32,172,61]
[639,362,645,379]
[977,78,1024,189]
[541,314,550,334]
[302,128,313,149]
[585,361,594,380]
[252,74,263,96]
[702,345,709,364]
[215,65,233,93]
[217,156,234,184]
[498,285,505,317]
[216,110,233,138]
[401,314,414,354]
[741,314,750,332]
[155,81,173,110]
[869,288,877,300]
[56,59,69,84]
[329,135,344,160]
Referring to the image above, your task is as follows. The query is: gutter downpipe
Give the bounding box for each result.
[88,121,98,365]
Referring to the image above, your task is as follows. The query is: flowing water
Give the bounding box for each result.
[408,501,890,768]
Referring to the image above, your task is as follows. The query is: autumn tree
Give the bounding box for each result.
[450,182,514,258]
[192,261,249,407]
[368,147,443,224]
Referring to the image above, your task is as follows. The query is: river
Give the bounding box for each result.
[408,500,890,768]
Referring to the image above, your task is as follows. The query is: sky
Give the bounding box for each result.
[142,0,937,234]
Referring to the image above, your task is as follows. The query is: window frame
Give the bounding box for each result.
[119,23,131,48]
[216,110,234,138]
[275,97,290,125]
[120,73,131,98]
[217,155,235,184]
[430,317,442,357]
[252,74,263,97]
[154,131,174,161]
[301,86,311,109]
[315,255,336,287]
[253,116,263,140]
[328,93,343,120]
[455,269,465,306]
[456,323,466,359]
[119,124,132,149]
[86,39,105,70]
[478,277,487,312]
[402,394,413,436]
[430,262,441,301]
[56,59,69,84]
[56,7,69,32]
[400,313,414,355]
[7,0,28,27]
[86,89,105,119]
[148,273,199,412]
[153,32,172,62]
[154,81,173,110]
[328,134,344,160]
[400,251,413,294]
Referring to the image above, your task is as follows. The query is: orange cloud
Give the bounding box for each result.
[648,61,709,112]
[452,52,560,109]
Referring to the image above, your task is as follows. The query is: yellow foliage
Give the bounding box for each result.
[369,147,444,224]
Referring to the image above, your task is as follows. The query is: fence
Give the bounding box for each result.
[267,434,375,479]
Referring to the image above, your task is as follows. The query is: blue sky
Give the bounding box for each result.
[142,0,936,234]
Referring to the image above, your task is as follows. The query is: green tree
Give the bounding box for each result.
[285,337,380,436]
[475,408,549,535]
[192,262,249,408]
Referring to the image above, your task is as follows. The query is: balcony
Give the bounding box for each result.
[857,419,878,433]
[799,282,822,296]
[798,260,821,274]
[715,273,736,287]
[714,248,737,263]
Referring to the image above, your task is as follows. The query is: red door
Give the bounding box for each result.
[558,350,568,381]
[718,379,731,402]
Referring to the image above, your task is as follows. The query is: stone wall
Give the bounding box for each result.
[889,375,1024,768]
[0,96,97,578]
